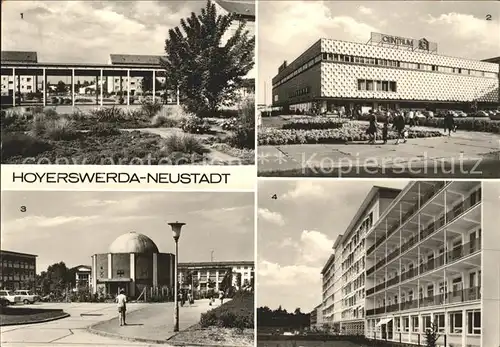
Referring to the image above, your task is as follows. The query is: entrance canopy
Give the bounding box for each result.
[376,318,393,327]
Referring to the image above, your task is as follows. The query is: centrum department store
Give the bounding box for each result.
[271,32,499,112]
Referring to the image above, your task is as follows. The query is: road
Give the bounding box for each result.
[0,302,156,347]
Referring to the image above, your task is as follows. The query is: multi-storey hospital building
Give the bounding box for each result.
[320,181,500,347]
[272,33,499,113]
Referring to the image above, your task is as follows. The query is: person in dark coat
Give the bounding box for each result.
[366,110,378,144]
[393,112,407,144]
[444,112,455,136]
[382,116,390,144]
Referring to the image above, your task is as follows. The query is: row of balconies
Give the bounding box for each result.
[367,286,481,316]
[366,188,481,276]
[366,181,450,256]
[366,238,481,296]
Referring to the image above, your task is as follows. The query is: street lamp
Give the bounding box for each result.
[168,221,186,333]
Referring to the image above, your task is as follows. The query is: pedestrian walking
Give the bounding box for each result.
[187,292,192,306]
[382,117,389,144]
[393,112,407,144]
[444,111,455,136]
[408,109,415,127]
[116,289,127,326]
[219,290,225,305]
[366,110,378,144]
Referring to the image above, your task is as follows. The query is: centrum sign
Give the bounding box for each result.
[381,34,414,46]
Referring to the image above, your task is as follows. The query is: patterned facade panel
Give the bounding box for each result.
[273,64,322,106]
[320,63,498,102]
[321,39,498,72]
[272,40,322,84]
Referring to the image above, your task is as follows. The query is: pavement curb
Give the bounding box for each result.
[0,312,70,327]
[87,326,173,345]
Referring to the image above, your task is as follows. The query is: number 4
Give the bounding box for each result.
[271,194,277,200]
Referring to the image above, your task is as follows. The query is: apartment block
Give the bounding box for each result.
[321,186,401,335]
[364,181,488,347]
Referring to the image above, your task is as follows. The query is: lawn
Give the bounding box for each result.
[168,292,254,347]
[1,100,255,165]
[0,306,69,326]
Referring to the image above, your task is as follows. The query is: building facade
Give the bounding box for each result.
[1,51,40,96]
[321,186,401,335]
[272,34,499,113]
[72,265,92,292]
[364,181,486,347]
[0,250,37,291]
[178,260,254,294]
[91,232,175,298]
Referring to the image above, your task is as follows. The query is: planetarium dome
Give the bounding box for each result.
[108,231,159,254]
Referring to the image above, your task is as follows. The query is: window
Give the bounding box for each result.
[403,316,409,332]
[367,80,374,91]
[427,284,434,297]
[357,79,366,91]
[452,276,463,294]
[412,316,419,332]
[382,81,388,91]
[423,315,431,330]
[449,312,463,333]
[389,81,397,92]
[435,313,445,333]
[467,310,481,334]
[394,317,400,332]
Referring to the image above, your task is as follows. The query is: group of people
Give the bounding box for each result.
[365,109,457,145]
[114,288,228,327]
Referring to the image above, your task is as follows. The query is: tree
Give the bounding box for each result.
[162,0,254,117]
[36,262,72,296]
[141,75,163,93]
[424,321,440,347]
[56,81,67,93]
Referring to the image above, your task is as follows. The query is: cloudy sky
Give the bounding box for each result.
[1,1,207,63]
[257,179,409,313]
[1,191,254,273]
[258,1,500,104]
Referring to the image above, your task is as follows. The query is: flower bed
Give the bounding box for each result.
[282,117,347,130]
[422,117,500,133]
[2,130,208,165]
[258,123,443,146]
[200,291,254,330]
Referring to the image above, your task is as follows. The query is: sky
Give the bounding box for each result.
[1,1,207,64]
[257,179,409,313]
[258,1,500,105]
[1,191,254,274]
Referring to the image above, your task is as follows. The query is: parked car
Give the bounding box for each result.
[0,290,21,305]
[14,290,39,304]
[454,110,467,118]
[474,110,489,117]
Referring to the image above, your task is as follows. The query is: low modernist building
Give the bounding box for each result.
[91,232,175,298]
[272,33,499,113]
[0,250,37,291]
[179,260,254,294]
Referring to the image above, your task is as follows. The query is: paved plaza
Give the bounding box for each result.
[0,299,225,347]
[258,130,500,177]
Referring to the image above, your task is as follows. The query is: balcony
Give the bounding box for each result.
[367,266,375,276]
[400,299,418,311]
[419,254,445,275]
[386,275,400,287]
[386,248,400,263]
[447,286,481,304]
[447,238,481,264]
[367,287,375,296]
[400,235,418,254]
[446,189,481,224]
[400,267,417,282]
[375,282,385,292]
[375,257,386,269]
[386,303,399,313]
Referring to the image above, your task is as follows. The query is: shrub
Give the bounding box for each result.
[162,133,208,155]
[199,291,254,330]
[44,108,59,119]
[151,114,178,128]
[141,98,163,118]
[44,118,79,141]
[423,117,500,133]
[89,106,124,122]
[282,118,347,130]
[180,116,211,134]
[227,96,255,149]
[89,123,121,137]
[1,132,52,159]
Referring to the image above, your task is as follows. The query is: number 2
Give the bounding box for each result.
[486,14,492,20]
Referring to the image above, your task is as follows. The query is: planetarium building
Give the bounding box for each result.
[91,232,175,298]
